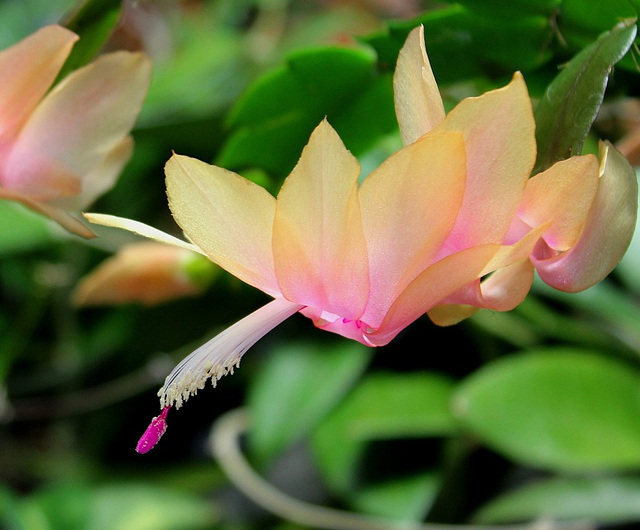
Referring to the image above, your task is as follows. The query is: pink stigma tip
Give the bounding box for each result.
[136,406,170,454]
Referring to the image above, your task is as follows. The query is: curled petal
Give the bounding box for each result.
[534,142,638,292]
[273,119,369,320]
[394,25,445,145]
[3,51,150,200]
[0,25,76,140]
[428,259,535,326]
[165,154,279,295]
[0,188,94,238]
[517,155,600,251]
[436,73,536,250]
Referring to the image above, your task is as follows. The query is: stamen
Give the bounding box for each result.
[158,298,303,409]
[136,405,170,453]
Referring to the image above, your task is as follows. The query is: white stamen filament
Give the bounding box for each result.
[159,298,304,409]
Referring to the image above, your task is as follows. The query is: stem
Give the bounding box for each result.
[209,408,596,530]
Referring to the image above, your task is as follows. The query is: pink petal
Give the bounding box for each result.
[0,25,76,140]
[272,120,369,320]
[3,51,150,199]
[435,73,536,251]
[517,155,600,251]
[359,131,467,327]
[165,154,280,296]
[533,142,638,292]
[394,25,445,145]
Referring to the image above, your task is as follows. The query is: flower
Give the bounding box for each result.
[393,26,637,325]
[73,242,217,307]
[86,26,637,452]
[0,25,151,237]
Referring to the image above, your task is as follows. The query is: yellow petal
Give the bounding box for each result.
[435,73,536,249]
[359,131,467,326]
[272,120,369,319]
[518,154,599,251]
[4,51,150,196]
[394,25,445,145]
[165,154,280,295]
[0,25,76,138]
[534,142,638,292]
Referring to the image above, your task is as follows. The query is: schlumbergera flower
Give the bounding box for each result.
[86,26,637,453]
[0,25,151,237]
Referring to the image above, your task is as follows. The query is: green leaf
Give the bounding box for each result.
[533,19,637,173]
[441,0,561,18]
[362,5,553,83]
[312,372,456,494]
[217,46,397,178]
[0,201,57,255]
[474,476,640,524]
[57,0,122,78]
[454,348,640,472]
[247,340,371,465]
[351,472,440,522]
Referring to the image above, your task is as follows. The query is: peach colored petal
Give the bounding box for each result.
[84,213,206,254]
[370,244,500,346]
[52,136,133,211]
[394,25,445,145]
[359,131,467,327]
[0,25,77,140]
[73,242,210,307]
[0,188,94,238]
[272,120,369,319]
[427,304,478,327]
[517,155,599,251]
[435,73,536,250]
[165,154,280,295]
[533,142,638,292]
[3,51,150,197]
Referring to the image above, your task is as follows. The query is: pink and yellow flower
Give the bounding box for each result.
[0,25,151,237]
[86,26,636,451]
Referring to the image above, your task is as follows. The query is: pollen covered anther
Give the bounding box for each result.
[136,405,170,454]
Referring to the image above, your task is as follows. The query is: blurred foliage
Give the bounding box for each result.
[1,0,640,529]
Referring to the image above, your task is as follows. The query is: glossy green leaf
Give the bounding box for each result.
[217,46,396,178]
[57,0,122,78]
[533,19,637,173]
[454,348,640,471]
[312,372,456,494]
[362,5,553,83]
[441,0,561,18]
[247,340,371,465]
[474,476,640,524]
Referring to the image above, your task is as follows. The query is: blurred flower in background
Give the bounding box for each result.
[0,24,150,237]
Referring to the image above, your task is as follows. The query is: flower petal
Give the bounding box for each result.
[165,154,280,295]
[517,154,600,251]
[436,73,536,250]
[83,213,205,253]
[0,25,76,140]
[394,25,445,145]
[359,131,467,327]
[370,244,500,346]
[533,142,638,292]
[272,120,369,319]
[3,51,150,199]
[0,187,94,238]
